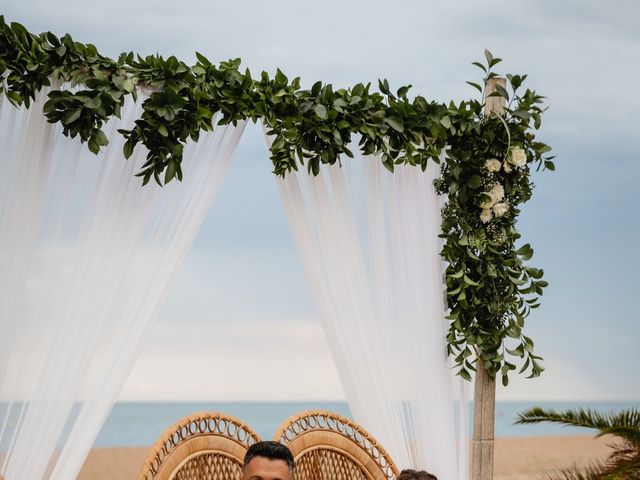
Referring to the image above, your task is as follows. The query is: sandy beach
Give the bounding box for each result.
[77,434,614,480]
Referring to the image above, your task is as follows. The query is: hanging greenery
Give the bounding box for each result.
[435,54,553,384]
[0,16,554,385]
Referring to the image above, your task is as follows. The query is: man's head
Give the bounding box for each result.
[397,469,438,480]
[242,441,294,480]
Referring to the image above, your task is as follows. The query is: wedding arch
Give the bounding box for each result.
[0,17,554,480]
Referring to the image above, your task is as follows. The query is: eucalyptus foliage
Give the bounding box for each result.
[0,17,555,384]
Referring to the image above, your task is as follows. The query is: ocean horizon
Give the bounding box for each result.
[93,400,639,447]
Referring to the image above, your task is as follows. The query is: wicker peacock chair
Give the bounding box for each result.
[138,412,261,480]
[273,410,399,480]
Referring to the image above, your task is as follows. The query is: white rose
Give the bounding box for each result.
[503,161,513,173]
[509,146,528,167]
[492,202,509,218]
[480,208,492,223]
[489,183,505,203]
[485,158,502,173]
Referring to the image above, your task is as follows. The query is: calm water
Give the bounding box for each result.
[94,400,639,447]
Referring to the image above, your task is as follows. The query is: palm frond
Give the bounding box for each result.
[516,407,640,444]
[599,442,640,479]
[517,407,640,480]
[608,441,636,462]
[546,452,640,480]
[547,470,591,480]
[601,426,640,445]
[546,460,607,480]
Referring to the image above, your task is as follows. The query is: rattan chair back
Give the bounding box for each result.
[139,412,261,480]
[273,410,399,480]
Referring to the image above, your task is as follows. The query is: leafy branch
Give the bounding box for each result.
[0,18,556,384]
[435,50,554,384]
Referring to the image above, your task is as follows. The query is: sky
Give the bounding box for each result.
[3,0,639,401]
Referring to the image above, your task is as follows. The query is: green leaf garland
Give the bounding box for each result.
[0,16,556,383]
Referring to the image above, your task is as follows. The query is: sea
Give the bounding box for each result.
[93,400,639,447]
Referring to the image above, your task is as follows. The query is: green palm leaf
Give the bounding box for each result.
[516,407,640,444]
[515,407,640,480]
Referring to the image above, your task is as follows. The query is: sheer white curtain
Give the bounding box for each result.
[274,150,467,479]
[0,88,245,480]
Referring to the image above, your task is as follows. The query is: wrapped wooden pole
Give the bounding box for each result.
[471,76,507,480]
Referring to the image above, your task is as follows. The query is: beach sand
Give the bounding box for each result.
[78,435,614,480]
[493,435,613,479]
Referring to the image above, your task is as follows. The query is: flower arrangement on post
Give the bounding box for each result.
[435,50,555,386]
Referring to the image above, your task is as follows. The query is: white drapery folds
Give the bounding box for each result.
[275,154,467,480]
[0,90,244,479]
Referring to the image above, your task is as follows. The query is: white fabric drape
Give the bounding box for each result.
[274,150,467,479]
[0,89,244,479]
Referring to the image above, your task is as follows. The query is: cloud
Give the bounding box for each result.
[121,319,345,400]
[156,246,314,327]
[496,358,602,401]
[2,0,638,402]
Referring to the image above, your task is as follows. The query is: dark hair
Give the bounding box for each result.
[243,440,295,474]
[397,469,438,480]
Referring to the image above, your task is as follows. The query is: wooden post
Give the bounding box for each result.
[484,77,507,118]
[471,361,496,480]
[470,76,507,480]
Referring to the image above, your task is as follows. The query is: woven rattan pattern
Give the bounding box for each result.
[295,448,370,480]
[274,411,398,480]
[140,412,260,480]
[173,453,243,480]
